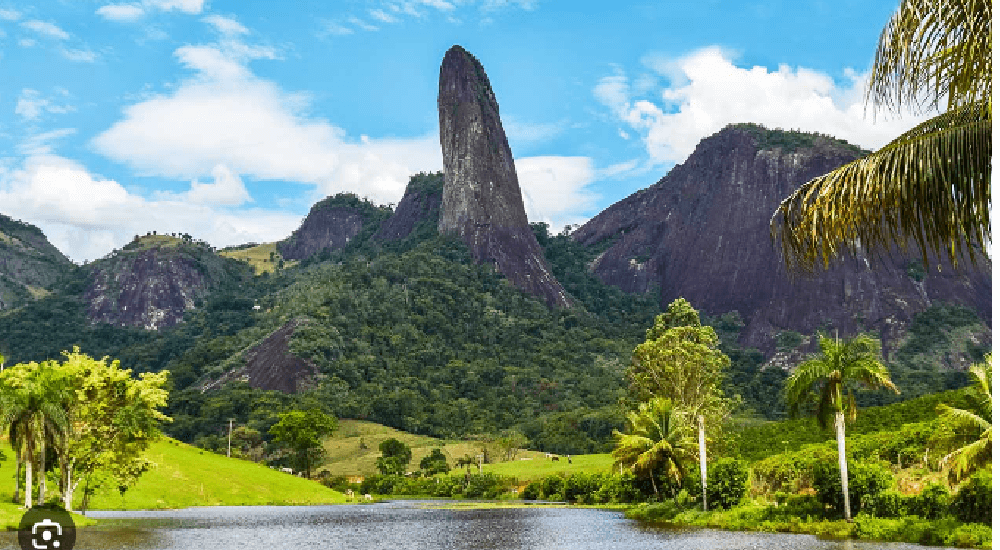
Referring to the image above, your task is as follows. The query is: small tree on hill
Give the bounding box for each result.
[419,448,449,475]
[269,409,337,479]
[376,438,411,475]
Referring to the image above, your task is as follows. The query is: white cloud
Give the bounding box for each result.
[347,16,378,31]
[147,0,204,14]
[596,46,933,166]
[61,48,98,63]
[204,14,248,36]
[0,8,20,21]
[320,21,354,36]
[17,128,77,156]
[515,156,598,231]
[369,9,398,23]
[14,89,76,120]
[21,20,70,40]
[96,3,146,22]
[182,164,252,205]
[17,38,35,48]
[503,117,564,147]
[0,154,300,263]
[92,39,442,208]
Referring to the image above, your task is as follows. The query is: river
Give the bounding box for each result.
[1,501,964,550]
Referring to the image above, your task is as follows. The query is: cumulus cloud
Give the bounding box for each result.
[15,89,76,121]
[0,8,21,21]
[595,46,933,166]
[92,37,442,208]
[182,164,252,206]
[369,9,398,23]
[515,156,598,231]
[21,20,70,40]
[0,154,301,262]
[147,0,204,14]
[61,48,98,63]
[96,3,146,22]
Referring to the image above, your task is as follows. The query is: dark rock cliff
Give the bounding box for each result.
[374,172,444,243]
[202,318,318,394]
[84,235,251,330]
[437,45,572,308]
[573,124,991,351]
[0,213,74,310]
[277,195,370,261]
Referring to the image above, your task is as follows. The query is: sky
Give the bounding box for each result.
[0,0,940,263]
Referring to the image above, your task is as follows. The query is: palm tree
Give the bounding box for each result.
[771,0,990,271]
[936,354,991,483]
[0,363,69,508]
[612,397,696,500]
[784,333,898,520]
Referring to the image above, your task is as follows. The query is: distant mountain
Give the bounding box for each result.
[277,194,391,261]
[0,213,74,310]
[84,234,253,330]
[573,123,991,353]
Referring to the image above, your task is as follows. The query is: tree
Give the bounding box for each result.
[419,448,450,475]
[935,354,991,483]
[784,333,899,520]
[0,361,69,508]
[268,409,337,479]
[375,438,412,475]
[612,397,696,500]
[53,349,171,512]
[772,0,990,271]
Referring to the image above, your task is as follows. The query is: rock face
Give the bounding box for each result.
[277,195,370,261]
[374,172,444,243]
[0,213,74,310]
[437,45,572,308]
[84,235,249,330]
[573,124,991,351]
[202,319,318,394]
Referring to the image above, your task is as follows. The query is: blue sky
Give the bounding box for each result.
[0,0,935,263]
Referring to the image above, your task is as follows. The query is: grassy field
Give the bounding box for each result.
[0,438,345,512]
[218,242,296,275]
[319,420,615,483]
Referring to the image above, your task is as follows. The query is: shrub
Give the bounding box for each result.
[706,457,748,510]
[540,475,566,501]
[951,469,991,525]
[593,472,642,504]
[563,473,604,504]
[912,483,950,520]
[521,480,542,500]
[867,490,911,518]
[812,460,892,515]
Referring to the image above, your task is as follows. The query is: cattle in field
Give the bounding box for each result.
[551,455,559,461]
[364,494,373,501]
[346,489,354,501]
[280,467,293,474]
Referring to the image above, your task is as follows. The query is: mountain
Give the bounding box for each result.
[84,234,253,330]
[0,213,74,310]
[572,123,991,352]
[278,194,391,261]
[200,318,319,394]
[374,172,443,244]
[437,45,572,308]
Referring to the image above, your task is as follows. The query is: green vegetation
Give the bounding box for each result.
[269,409,338,478]
[730,122,868,155]
[219,242,297,275]
[376,438,411,475]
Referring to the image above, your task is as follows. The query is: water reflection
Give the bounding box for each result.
[0,501,963,550]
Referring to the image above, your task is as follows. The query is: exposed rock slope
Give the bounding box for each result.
[374,172,444,243]
[437,45,571,308]
[573,124,991,351]
[84,235,251,330]
[202,318,318,394]
[0,213,74,310]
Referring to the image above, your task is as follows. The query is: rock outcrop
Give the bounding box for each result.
[202,318,318,394]
[573,123,991,351]
[277,194,377,261]
[84,235,250,330]
[0,213,74,310]
[374,172,444,243]
[437,45,572,308]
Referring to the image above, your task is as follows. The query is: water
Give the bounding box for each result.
[0,501,963,550]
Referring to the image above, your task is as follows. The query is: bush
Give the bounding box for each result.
[593,471,642,504]
[521,480,542,500]
[563,473,604,504]
[912,483,950,520]
[867,490,911,518]
[952,469,991,525]
[812,459,892,515]
[540,475,565,501]
[706,457,748,510]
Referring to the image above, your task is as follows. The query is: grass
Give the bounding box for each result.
[320,420,615,483]
[0,502,96,530]
[0,438,345,513]
[218,242,297,275]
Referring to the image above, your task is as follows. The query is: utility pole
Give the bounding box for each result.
[227,418,234,458]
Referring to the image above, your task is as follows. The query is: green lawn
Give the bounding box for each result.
[466,453,616,482]
[0,438,346,512]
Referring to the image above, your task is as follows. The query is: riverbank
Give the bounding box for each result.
[0,502,96,530]
[626,501,992,549]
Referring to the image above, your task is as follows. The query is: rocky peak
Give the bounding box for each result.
[278,193,389,261]
[84,234,250,330]
[437,45,572,308]
[573,123,990,352]
[374,172,444,243]
[0,213,74,310]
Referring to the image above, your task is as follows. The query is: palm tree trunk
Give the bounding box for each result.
[699,415,707,512]
[835,411,851,521]
[24,458,32,508]
[649,471,659,499]
[38,439,45,505]
[13,454,21,503]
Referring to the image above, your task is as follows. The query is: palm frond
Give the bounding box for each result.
[771,102,990,271]
[868,0,991,114]
[936,403,990,433]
